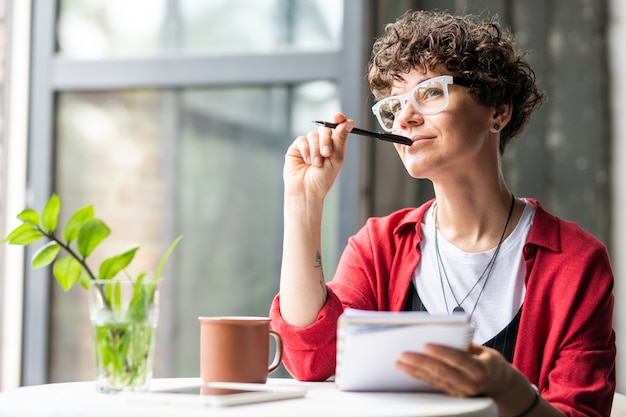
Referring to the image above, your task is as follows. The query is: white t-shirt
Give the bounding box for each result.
[414,200,535,344]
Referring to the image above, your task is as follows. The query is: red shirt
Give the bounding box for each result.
[269,199,616,417]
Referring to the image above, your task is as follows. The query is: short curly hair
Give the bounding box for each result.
[368,10,545,153]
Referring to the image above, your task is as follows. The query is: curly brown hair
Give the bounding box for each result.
[368,10,545,153]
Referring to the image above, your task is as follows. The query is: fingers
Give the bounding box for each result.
[316,113,353,163]
[423,344,489,381]
[288,131,329,168]
[395,344,495,397]
[288,114,354,167]
[396,352,481,397]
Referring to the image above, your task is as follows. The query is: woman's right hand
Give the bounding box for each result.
[284,113,354,201]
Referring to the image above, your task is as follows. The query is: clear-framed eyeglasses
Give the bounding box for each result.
[371,75,472,132]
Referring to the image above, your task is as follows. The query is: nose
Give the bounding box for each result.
[395,99,424,132]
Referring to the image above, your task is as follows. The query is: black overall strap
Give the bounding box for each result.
[403,280,521,363]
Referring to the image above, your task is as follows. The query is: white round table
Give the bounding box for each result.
[0,378,497,417]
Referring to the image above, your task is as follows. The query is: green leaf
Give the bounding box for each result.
[52,256,83,291]
[17,209,40,226]
[42,194,61,233]
[143,281,157,304]
[77,219,110,258]
[155,235,183,280]
[99,281,123,313]
[31,241,61,268]
[112,282,122,312]
[127,286,149,323]
[78,270,91,290]
[2,223,44,245]
[98,246,139,280]
[63,205,95,243]
[135,272,146,285]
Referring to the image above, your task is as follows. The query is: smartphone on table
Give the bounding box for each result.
[122,382,307,407]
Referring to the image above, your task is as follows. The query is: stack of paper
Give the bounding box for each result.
[335,308,474,392]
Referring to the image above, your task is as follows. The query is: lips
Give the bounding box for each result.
[409,135,436,143]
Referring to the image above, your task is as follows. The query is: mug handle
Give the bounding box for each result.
[268,330,283,373]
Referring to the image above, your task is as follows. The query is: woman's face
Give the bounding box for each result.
[389,68,499,181]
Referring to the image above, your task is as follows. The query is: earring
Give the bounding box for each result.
[493,123,501,131]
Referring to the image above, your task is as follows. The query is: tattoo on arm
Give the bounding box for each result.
[314,250,322,269]
[320,278,327,304]
[315,251,327,303]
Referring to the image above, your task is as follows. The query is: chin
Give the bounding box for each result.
[407,171,428,180]
[400,151,425,169]
[401,161,428,179]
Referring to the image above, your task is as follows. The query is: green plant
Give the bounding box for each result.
[3,193,182,391]
[3,193,181,290]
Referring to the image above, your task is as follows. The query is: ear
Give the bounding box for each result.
[490,102,513,133]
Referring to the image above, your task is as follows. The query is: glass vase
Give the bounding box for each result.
[89,279,160,393]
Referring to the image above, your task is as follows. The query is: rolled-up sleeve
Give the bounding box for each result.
[269,289,344,381]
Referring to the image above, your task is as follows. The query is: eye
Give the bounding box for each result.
[416,85,444,102]
[378,101,399,129]
[380,108,394,123]
[381,112,394,128]
[389,100,402,115]
[379,100,402,118]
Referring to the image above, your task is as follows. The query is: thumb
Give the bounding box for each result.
[330,113,354,148]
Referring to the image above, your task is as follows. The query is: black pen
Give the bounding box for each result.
[312,121,412,146]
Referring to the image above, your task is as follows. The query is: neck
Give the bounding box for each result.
[432,185,520,253]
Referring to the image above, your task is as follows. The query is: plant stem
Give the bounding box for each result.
[42,229,113,308]
[41,230,114,310]
[41,229,97,280]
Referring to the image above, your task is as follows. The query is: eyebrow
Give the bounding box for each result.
[390,76,432,95]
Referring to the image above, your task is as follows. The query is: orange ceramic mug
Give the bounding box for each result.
[198,316,283,384]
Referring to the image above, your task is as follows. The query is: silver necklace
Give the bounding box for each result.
[434,194,515,318]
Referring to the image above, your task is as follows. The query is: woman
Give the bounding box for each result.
[270,10,615,417]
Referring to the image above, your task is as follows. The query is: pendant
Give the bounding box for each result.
[453,306,465,314]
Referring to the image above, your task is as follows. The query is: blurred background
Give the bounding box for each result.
[1,0,625,392]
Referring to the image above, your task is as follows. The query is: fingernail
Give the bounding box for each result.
[314,156,323,166]
[322,146,331,156]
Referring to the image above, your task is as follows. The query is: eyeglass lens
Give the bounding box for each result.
[375,78,449,130]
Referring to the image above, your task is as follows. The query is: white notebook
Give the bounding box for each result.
[335,308,474,392]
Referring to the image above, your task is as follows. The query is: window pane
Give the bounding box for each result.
[57,0,344,58]
[50,90,168,381]
[179,0,343,52]
[49,82,340,381]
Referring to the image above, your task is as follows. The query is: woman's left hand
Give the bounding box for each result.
[395,343,550,416]
[396,343,511,398]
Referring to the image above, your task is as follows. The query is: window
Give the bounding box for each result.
[19,0,366,384]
